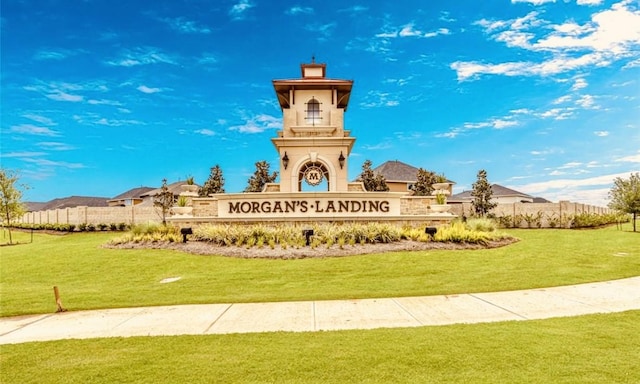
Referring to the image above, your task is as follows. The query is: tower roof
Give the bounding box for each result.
[272,61,353,110]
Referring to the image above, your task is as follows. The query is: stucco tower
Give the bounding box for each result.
[271,60,355,192]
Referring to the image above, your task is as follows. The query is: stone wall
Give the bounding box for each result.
[400,196,432,215]
[450,201,612,228]
[20,206,159,226]
[21,199,609,229]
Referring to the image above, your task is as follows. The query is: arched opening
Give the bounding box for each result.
[305,98,321,126]
[298,161,330,191]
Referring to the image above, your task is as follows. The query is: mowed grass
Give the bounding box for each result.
[2,311,639,383]
[1,224,639,317]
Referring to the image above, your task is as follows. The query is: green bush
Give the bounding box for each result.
[465,218,498,232]
[109,223,180,244]
[187,222,507,249]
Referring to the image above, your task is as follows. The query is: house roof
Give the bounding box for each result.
[140,180,195,197]
[371,160,421,182]
[24,202,48,212]
[450,184,533,202]
[109,186,155,201]
[29,196,110,211]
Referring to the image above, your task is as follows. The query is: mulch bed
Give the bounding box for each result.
[106,238,519,259]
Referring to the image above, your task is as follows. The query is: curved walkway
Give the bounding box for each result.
[1,277,639,345]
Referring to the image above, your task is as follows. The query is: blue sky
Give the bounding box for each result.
[2,0,639,206]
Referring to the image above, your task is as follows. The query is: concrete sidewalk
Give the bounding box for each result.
[1,277,638,345]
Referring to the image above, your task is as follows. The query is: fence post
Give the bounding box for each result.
[53,286,67,313]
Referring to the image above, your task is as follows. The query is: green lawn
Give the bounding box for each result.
[2,311,639,383]
[1,225,638,383]
[1,225,638,317]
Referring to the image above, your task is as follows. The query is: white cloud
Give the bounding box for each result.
[198,53,218,65]
[424,28,451,38]
[87,99,122,106]
[552,95,572,104]
[510,108,533,114]
[137,85,162,94]
[96,118,144,127]
[0,151,47,158]
[338,6,368,13]
[571,78,588,90]
[455,2,640,81]
[229,113,281,133]
[399,24,422,37]
[515,173,629,195]
[23,114,56,126]
[577,0,603,5]
[305,22,337,38]
[46,91,83,102]
[362,142,393,150]
[615,151,640,163]
[33,48,84,61]
[623,58,640,68]
[511,0,555,4]
[451,52,610,81]
[21,158,86,169]
[441,116,519,138]
[360,91,400,108]
[195,129,215,136]
[229,0,254,20]
[594,130,609,136]
[377,24,450,39]
[538,107,575,120]
[160,17,211,34]
[558,161,583,169]
[575,94,598,108]
[493,119,519,129]
[533,4,640,53]
[436,128,463,139]
[10,124,60,136]
[286,6,313,15]
[37,142,75,151]
[106,47,177,67]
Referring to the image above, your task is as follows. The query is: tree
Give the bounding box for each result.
[0,168,28,245]
[608,172,640,232]
[356,160,389,192]
[412,168,437,196]
[153,178,175,225]
[244,161,278,192]
[199,165,225,196]
[471,169,497,217]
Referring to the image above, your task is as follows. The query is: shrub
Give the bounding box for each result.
[546,213,560,228]
[496,215,514,228]
[465,218,497,232]
[108,223,180,245]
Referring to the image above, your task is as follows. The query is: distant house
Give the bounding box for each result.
[361,160,455,195]
[108,187,155,207]
[138,180,196,205]
[370,160,421,193]
[449,184,534,204]
[24,181,191,211]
